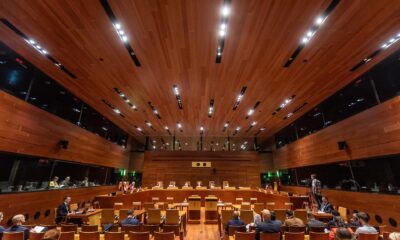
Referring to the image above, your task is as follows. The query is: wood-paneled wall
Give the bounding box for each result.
[0,186,116,225]
[142,151,261,187]
[280,185,400,231]
[273,96,400,169]
[0,91,129,168]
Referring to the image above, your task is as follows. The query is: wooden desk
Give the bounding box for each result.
[205,196,218,223]
[67,209,102,226]
[188,195,201,224]
[312,212,333,222]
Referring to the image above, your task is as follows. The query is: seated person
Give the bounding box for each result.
[49,176,59,188]
[307,212,325,229]
[354,212,377,238]
[389,233,400,240]
[349,213,361,227]
[225,211,245,232]
[320,197,334,213]
[256,210,282,240]
[328,214,353,240]
[5,215,30,240]
[56,196,71,224]
[121,210,139,225]
[335,227,354,240]
[60,176,71,187]
[0,212,4,240]
[246,214,262,231]
[284,210,304,227]
[42,229,60,240]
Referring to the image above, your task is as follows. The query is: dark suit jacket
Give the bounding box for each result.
[5,226,29,240]
[121,217,140,225]
[56,203,70,223]
[256,220,282,240]
[320,202,333,213]
[225,219,245,232]
[0,225,4,240]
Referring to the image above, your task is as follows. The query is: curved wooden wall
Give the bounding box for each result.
[273,96,400,169]
[0,185,116,225]
[0,91,129,168]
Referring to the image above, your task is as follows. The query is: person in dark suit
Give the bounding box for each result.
[256,210,282,240]
[56,196,71,224]
[121,210,139,225]
[225,211,245,232]
[0,212,4,240]
[4,215,29,240]
[320,196,334,213]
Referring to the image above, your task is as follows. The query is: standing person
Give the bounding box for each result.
[5,215,30,240]
[0,212,4,240]
[56,196,71,224]
[311,174,322,207]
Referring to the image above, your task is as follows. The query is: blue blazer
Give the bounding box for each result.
[5,226,29,240]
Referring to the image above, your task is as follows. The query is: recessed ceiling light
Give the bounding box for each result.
[233,86,247,110]
[251,121,257,126]
[172,84,183,109]
[221,5,230,17]
[236,126,241,131]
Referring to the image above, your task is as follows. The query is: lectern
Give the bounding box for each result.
[188,195,201,223]
[205,195,218,223]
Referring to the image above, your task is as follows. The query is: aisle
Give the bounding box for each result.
[185,207,220,240]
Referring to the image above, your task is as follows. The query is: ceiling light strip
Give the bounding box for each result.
[350,33,400,72]
[101,99,125,118]
[148,101,161,119]
[215,0,231,63]
[272,95,296,115]
[99,0,141,67]
[245,101,261,119]
[172,84,183,110]
[0,18,77,79]
[283,102,308,120]
[283,0,341,68]
[113,88,137,111]
[208,99,214,118]
[134,125,144,134]
[222,121,230,132]
[233,86,247,110]
[144,120,156,131]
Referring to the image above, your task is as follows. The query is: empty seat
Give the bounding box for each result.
[235,231,256,240]
[253,203,265,215]
[151,197,160,203]
[104,232,124,240]
[236,198,244,204]
[143,203,155,211]
[101,209,115,224]
[114,202,124,210]
[162,224,180,236]
[166,197,174,204]
[132,202,142,210]
[309,232,329,240]
[154,232,174,240]
[61,224,78,233]
[250,198,258,204]
[241,202,251,210]
[288,226,306,233]
[142,224,159,234]
[80,232,100,240]
[29,232,45,240]
[221,209,234,229]
[294,209,308,223]
[128,231,150,240]
[273,209,287,222]
[285,232,305,240]
[59,231,75,240]
[240,210,254,225]
[81,225,99,232]
[358,233,379,240]
[338,207,348,221]
[165,209,180,225]
[3,232,24,240]
[266,202,276,210]
[121,224,141,233]
[147,209,161,225]
[260,232,280,240]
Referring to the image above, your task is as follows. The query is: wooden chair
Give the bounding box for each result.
[240,210,254,225]
[27,232,45,240]
[338,207,347,221]
[241,202,251,210]
[236,198,244,204]
[358,233,379,240]
[128,231,150,240]
[119,209,130,218]
[165,209,180,225]
[253,203,265,215]
[59,231,75,240]
[285,202,294,210]
[260,232,280,240]
[235,231,256,240]
[151,197,160,203]
[250,198,258,204]
[80,232,100,240]
[309,226,326,233]
[121,224,141,233]
[143,203,155,211]
[154,232,174,240]
[142,224,159,234]
[288,226,306,233]
[132,202,142,210]
[221,209,234,230]
[114,202,124,210]
[3,232,24,240]
[310,232,329,240]
[228,225,246,236]
[81,225,99,232]
[147,209,161,225]
[166,197,174,204]
[104,232,124,240]
[163,225,180,236]
[285,232,305,240]
[383,232,390,240]
[41,224,57,230]
[273,209,287,222]
[101,209,115,224]
[266,202,276,210]
[294,209,308,223]
[61,224,78,233]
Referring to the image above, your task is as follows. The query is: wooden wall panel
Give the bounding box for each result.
[142,151,261,188]
[273,96,400,169]
[0,91,129,168]
[0,186,116,225]
[280,185,400,231]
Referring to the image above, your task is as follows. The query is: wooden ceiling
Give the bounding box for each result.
[0,0,400,142]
